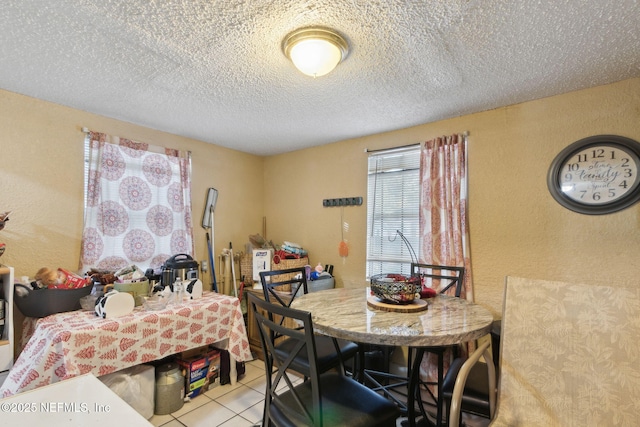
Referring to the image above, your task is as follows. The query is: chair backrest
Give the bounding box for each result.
[493,276,640,426]
[411,263,465,297]
[247,292,323,426]
[259,267,308,307]
[258,267,309,346]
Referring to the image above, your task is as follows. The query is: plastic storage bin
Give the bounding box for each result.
[14,284,92,318]
[99,364,155,419]
[294,276,335,296]
[309,276,335,292]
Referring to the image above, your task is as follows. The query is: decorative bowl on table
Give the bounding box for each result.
[369,274,421,304]
[79,294,98,311]
[143,295,170,311]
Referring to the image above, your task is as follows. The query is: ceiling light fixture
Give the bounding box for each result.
[283,27,349,77]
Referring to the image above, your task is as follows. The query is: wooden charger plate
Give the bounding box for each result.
[366,295,428,313]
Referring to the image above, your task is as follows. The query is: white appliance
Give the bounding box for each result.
[185,279,203,299]
[252,249,272,282]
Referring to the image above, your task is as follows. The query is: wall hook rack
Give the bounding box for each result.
[322,197,363,207]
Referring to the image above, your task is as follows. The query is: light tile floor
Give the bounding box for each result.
[149,358,268,427]
[147,356,489,427]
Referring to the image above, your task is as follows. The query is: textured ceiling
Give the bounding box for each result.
[1,1,639,156]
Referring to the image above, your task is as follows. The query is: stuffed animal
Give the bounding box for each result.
[34,267,65,289]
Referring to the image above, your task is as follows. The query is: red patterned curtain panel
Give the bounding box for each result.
[418,132,473,397]
[418,133,472,300]
[80,131,194,273]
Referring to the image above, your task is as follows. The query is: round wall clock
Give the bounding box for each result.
[547,135,640,215]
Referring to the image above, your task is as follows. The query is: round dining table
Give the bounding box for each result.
[291,287,494,427]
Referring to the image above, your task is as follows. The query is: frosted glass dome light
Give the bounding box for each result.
[283,27,349,77]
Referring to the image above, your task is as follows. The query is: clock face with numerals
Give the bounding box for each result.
[547,135,640,214]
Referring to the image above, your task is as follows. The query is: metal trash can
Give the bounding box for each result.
[155,362,184,415]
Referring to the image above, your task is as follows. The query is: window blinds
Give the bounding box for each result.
[366,147,420,277]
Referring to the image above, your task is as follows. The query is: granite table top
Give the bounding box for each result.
[291,287,493,347]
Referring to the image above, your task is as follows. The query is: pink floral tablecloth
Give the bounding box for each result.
[1,291,251,397]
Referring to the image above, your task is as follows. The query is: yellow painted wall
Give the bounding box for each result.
[0,89,266,287]
[264,78,640,317]
[1,78,639,320]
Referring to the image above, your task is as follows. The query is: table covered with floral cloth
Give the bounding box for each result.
[1,291,252,397]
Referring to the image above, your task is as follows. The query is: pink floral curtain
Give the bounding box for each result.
[418,133,472,299]
[80,131,194,273]
[418,132,473,395]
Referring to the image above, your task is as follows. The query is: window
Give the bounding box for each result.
[83,134,91,211]
[366,147,420,277]
[81,131,194,273]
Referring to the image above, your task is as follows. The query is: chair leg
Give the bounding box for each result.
[334,339,347,376]
[407,348,423,427]
[358,345,366,383]
[411,348,446,427]
[436,351,444,426]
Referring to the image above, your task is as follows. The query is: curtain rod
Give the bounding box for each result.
[364,142,419,153]
[364,131,469,153]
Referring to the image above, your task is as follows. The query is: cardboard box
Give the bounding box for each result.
[177,354,209,398]
[57,268,90,289]
[176,348,221,398]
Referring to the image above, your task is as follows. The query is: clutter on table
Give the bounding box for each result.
[14,282,92,318]
[161,253,199,287]
[31,267,90,289]
[13,267,93,318]
[142,294,170,311]
[94,289,135,319]
[82,256,203,316]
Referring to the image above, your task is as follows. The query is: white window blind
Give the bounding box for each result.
[83,134,90,212]
[366,147,420,277]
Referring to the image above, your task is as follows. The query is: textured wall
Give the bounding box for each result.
[1,78,639,321]
[264,78,640,317]
[0,90,265,286]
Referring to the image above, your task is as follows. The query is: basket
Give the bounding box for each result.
[240,253,253,282]
[369,274,420,304]
[246,253,309,291]
[14,283,93,318]
[270,257,309,292]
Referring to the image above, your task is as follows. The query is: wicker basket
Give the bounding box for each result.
[240,253,253,283]
[270,257,309,291]
[244,253,309,292]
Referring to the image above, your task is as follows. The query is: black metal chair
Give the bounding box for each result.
[259,267,359,377]
[361,264,466,425]
[410,263,465,298]
[248,293,400,427]
[409,263,466,426]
